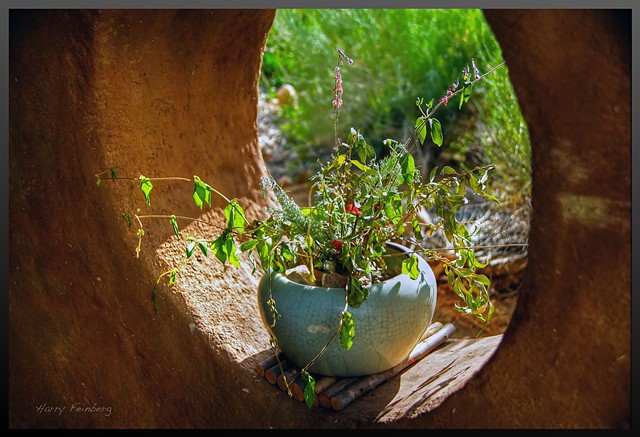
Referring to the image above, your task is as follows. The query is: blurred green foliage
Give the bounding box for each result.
[261,9,531,202]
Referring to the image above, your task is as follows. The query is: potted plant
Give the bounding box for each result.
[96,48,504,408]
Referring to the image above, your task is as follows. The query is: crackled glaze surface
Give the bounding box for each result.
[257,244,438,376]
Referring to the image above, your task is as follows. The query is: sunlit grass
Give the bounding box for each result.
[261,8,531,201]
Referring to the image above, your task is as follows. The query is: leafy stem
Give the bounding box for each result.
[405,61,506,151]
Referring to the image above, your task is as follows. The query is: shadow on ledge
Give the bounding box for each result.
[242,332,503,426]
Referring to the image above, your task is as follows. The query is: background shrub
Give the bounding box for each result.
[261,9,531,203]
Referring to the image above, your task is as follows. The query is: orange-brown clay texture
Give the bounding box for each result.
[9,9,630,429]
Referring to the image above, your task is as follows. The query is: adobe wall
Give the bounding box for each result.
[8,9,630,429]
[399,9,631,428]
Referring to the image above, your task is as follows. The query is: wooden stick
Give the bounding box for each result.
[291,379,305,403]
[265,359,293,385]
[309,376,336,408]
[277,368,300,394]
[315,321,441,406]
[330,323,456,411]
[255,351,281,378]
[313,322,443,408]
[317,377,358,409]
[407,323,456,362]
[314,376,338,395]
[421,321,443,342]
[291,372,326,405]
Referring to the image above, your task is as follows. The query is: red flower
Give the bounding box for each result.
[332,240,344,251]
[345,202,362,216]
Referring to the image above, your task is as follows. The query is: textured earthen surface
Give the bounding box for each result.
[405,9,630,429]
[8,9,630,429]
[9,9,278,428]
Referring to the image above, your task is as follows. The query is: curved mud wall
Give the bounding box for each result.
[397,9,631,429]
[8,9,630,429]
[9,9,278,428]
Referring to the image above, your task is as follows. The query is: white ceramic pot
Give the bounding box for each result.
[257,242,438,377]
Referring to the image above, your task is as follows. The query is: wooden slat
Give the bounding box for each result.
[317,377,358,409]
[277,367,302,400]
[255,350,281,378]
[330,323,456,411]
[255,321,455,411]
[265,359,293,385]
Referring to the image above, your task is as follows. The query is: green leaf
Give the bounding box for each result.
[383,138,398,149]
[186,241,196,259]
[255,240,270,265]
[239,239,259,252]
[170,215,180,238]
[459,85,473,109]
[211,236,228,264]
[395,218,405,237]
[350,159,371,172]
[340,311,355,350]
[139,176,153,206]
[281,243,293,262]
[168,270,177,285]
[384,195,402,220]
[192,175,212,209]
[411,216,422,236]
[355,141,375,164]
[110,167,117,181]
[402,254,420,280]
[198,241,209,256]
[415,117,427,145]
[446,267,455,285]
[224,200,245,234]
[304,234,313,251]
[486,301,496,321]
[226,236,240,268]
[400,153,415,185]
[441,165,458,176]
[476,274,491,287]
[484,193,500,204]
[347,275,368,308]
[469,173,479,191]
[355,144,366,164]
[448,195,467,209]
[95,178,101,187]
[429,166,438,183]
[301,371,316,409]
[325,154,346,172]
[429,118,443,147]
